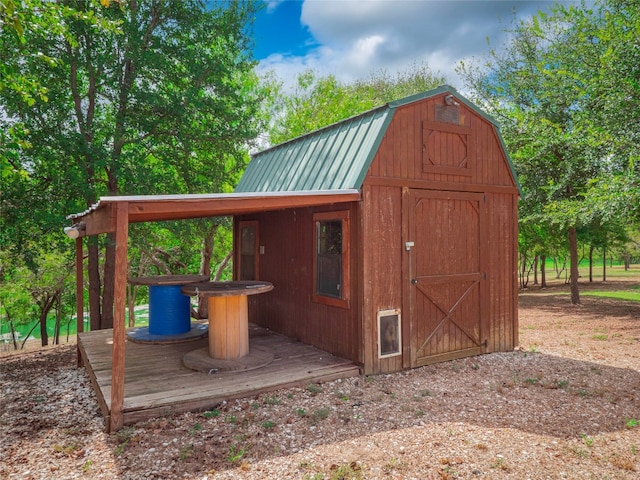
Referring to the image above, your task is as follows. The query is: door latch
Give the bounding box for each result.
[411,278,418,285]
[405,241,414,252]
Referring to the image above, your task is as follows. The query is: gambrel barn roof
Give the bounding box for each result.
[236,85,521,194]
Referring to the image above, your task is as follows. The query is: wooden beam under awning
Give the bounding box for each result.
[65,189,361,432]
[66,190,361,236]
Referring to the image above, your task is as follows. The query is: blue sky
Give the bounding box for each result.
[251,0,569,91]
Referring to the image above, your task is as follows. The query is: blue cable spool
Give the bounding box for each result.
[148,285,191,335]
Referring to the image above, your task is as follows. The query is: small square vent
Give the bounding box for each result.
[378,309,401,358]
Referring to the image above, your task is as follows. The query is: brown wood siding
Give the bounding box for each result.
[368,95,517,190]
[233,92,518,375]
[235,203,362,364]
[361,184,404,374]
[485,192,518,352]
[361,92,519,374]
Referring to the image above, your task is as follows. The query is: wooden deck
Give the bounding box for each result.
[78,324,361,429]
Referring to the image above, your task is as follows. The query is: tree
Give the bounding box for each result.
[458,0,639,304]
[269,61,447,144]
[1,0,267,329]
[0,251,73,348]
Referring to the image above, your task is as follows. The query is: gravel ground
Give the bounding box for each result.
[1,279,639,479]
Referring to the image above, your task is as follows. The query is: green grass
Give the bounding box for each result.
[581,290,640,302]
[1,304,152,340]
[557,284,640,303]
[541,262,640,282]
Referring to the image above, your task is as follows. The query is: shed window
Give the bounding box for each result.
[238,221,259,280]
[313,211,350,309]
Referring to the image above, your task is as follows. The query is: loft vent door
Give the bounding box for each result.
[406,190,485,367]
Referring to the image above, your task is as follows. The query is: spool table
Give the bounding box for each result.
[126,274,209,344]
[181,281,274,373]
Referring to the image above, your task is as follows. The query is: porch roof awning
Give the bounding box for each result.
[66,189,361,237]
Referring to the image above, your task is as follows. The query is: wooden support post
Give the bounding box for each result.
[76,237,84,367]
[110,202,129,433]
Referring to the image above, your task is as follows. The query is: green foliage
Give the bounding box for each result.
[268,61,447,144]
[178,444,193,461]
[626,418,639,429]
[113,426,135,456]
[306,384,323,394]
[459,0,640,300]
[227,444,246,464]
[1,0,266,330]
[201,409,220,419]
[0,250,75,347]
[261,420,275,430]
[188,423,202,436]
[311,407,330,423]
[263,395,280,405]
[329,461,363,480]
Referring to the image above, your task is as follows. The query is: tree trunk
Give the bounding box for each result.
[603,248,607,282]
[38,296,56,347]
[540,254,547,288]
[214,250,233,282]
[127,284,138,328]
[197,225,218,319]
[519,252,528,288]
[199,225,216,278]
[101,234,116,329]
[88,237,102,331]
[10,320,18,350]
[533,255,538,285]
[568,227,580,305]
[588,245,594,283]
[39,311,48,347]
[128,252,150,327]
[22,321,40,350]
[3,307,19,350]
[54,293,62,345]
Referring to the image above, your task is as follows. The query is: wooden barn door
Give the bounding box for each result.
[404,189,487,367]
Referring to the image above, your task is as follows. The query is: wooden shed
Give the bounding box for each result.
[233,85,521,375]
[66,85,520,431]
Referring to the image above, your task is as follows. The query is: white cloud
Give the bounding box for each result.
[345,35,387,68]
[264,0,286,14]
[258,0,561,91]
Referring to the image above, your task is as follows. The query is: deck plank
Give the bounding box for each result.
[78,325,360,427]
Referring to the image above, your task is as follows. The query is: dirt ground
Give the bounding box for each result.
[1,276,639,479]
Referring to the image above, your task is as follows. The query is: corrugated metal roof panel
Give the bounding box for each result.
[236,106,394,193]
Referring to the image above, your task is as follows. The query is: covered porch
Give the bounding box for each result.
[66,190,361,432]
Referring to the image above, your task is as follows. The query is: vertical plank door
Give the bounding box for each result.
[405,190,486,367]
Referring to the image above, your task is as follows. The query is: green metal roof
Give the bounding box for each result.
[236,85,521,195]
[236,104,393,193]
